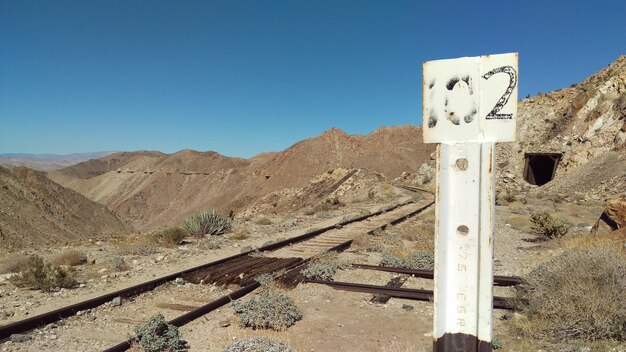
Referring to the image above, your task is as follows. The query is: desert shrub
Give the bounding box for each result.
[52,250,87,266]
[230,229,249,240]
[380,251,434,270]
[301,251,349,280]
[108,257,130,272]
[382,232,403,247]
[351,234,383,253]
[530,212,571,239]
[507,215,532,232]
[405,252,435,270]
[232,287,302,331]
[313,202,332,213]
[380,255,407,268]
[131,314,186,352]
[254,217,272,226]
[183,209,232,237]
[514,249,626,341]
[222,337,292,352]
[0,255,30,274]
[10,255,76,291]
[149,227,187,246]
[240,246,254,253]
[497,191,517,206]
[198,237,223,250]
[492,336,503,350]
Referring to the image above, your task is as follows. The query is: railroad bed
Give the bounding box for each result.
[0,193,434,349]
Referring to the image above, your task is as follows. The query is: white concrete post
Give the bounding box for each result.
[422,53,518,352]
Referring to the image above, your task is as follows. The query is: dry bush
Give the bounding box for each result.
[507,216,533,232]
[0,255,30,274]
[301,251,349,280]
[52,250,87,266]
[230,229,250,241]
[232,287,302,331]
[255,217,273,226]
[530,212,571,239]
[198,237,223,250]
[149,227,187,247]
[222,337,292,352]
[507,201,527,213]
[107,257,130,272]
[402,221,435,241]
[10,255,76,291]
[351,234,384,253]
[559,229,626,253]
[514,248,626,341]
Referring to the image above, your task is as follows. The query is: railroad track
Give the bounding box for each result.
[0,191,433,348]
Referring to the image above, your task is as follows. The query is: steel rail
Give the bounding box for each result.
[351,264,523,287]
[102,200,433,351]
[102,239,356,352]
[0,198,430,340]
[304,279,514,310]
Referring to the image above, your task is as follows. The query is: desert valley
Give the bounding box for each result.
[0,56,625,352]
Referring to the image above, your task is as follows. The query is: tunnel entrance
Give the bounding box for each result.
[523,153,562,186]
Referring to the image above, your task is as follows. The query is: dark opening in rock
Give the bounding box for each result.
[523,153,562,186]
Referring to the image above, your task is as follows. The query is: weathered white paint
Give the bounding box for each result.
[423,53,518,143]
[433,143,495,339]
[424,53,517,351]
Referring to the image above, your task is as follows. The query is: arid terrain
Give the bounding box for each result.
[0,56,625,352]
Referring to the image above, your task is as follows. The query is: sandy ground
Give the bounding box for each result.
[0,195,612,352]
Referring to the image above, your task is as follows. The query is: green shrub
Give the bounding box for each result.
[380,255,407,268]
[183,210,232,237]
[405,251,435,270]
[10,255,76,291]
[301,251,349,280]
[514,249,626,341]
[380,251,434,270]
[132,314,186,352]
[530,212,571,239]
[222,337,292,352]
[492,336,503,350]
[232,287,302,331]
[150,227,187,246]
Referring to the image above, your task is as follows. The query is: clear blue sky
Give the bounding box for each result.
[1,1,624,157]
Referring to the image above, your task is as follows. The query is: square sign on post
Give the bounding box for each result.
[423,53,517,143]
[423,53,517,352]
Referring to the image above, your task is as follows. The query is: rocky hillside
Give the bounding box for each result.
[0,166,131,250]
[49,125,434,231]
[497,56,626,200]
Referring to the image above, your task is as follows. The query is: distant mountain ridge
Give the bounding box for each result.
[49,125,434,230]
[0,151,115,171]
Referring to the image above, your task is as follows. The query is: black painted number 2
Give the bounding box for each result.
[482,66,517,120]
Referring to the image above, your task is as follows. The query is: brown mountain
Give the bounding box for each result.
[48,125,434,230]
[0,166,131,250]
